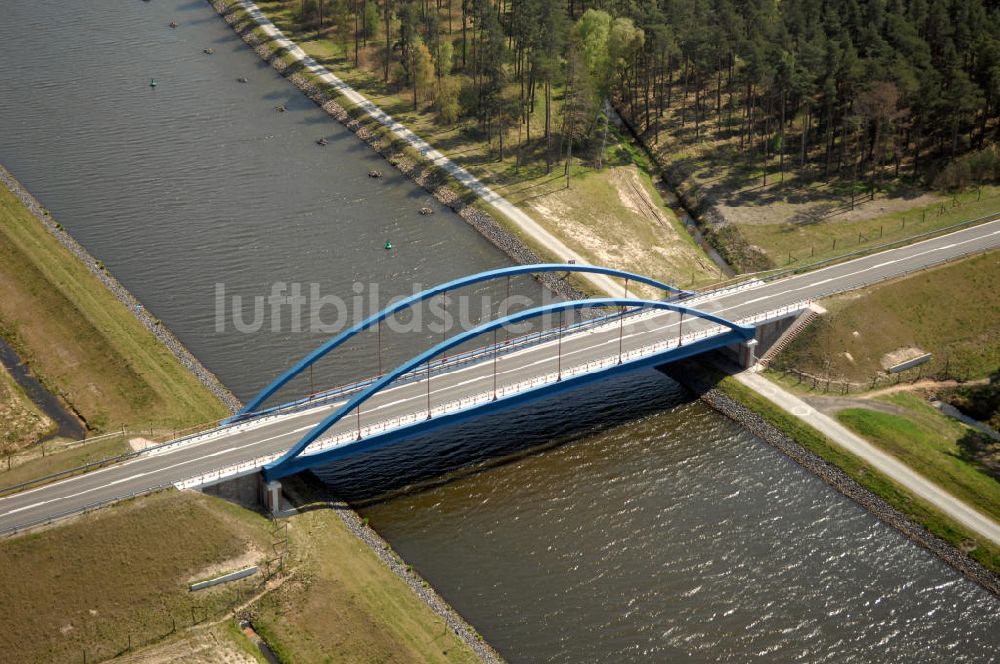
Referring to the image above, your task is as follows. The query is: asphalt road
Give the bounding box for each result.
[1,219,998,534]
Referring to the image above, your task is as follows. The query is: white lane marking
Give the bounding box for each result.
[124,222,1000,458]
[4,222,999,515]
[711,228,1000,319]
[0,423,316,518]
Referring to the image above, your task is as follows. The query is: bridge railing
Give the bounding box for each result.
[173,321,734,488]
[736,300,812,326]
[175,300,816,489]
[238,302,669,421]
[4,300,814,497]
[294,300,813,460]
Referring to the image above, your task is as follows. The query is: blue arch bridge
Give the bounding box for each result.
[175,264,811,509]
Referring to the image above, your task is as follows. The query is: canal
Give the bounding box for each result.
[0,1,998,661]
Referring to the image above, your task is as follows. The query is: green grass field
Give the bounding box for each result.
[0,183,230,444]
[252,480,480,664]
[775,250,1000,384]
[0,491,272,663]
[838,393,1000,524]
[0,486,481,664]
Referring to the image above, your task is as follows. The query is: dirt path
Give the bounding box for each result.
[864,378,990,398]
[802,395,909,417]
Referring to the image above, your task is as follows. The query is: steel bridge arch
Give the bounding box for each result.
[262,296,752,480]
[236,264,692,418]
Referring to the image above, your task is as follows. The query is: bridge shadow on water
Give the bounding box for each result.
[310,367,703,507]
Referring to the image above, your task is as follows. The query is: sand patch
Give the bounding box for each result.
[881,346,927,371]
[185,548,263,587]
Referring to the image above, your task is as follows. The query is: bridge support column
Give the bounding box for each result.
[260,477,282,516]
[739,339,759,369]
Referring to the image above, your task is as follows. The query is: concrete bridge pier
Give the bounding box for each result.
[260,476,282,516]
[739,339,759,369]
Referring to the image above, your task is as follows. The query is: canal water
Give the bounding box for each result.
[0,337,85,442]
[1,1,998,662]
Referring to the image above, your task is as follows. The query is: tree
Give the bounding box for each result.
[436,39,454,78]
[383,0,393,82]
[413,39,437,107]
[434,75,462,122]
[857,81,901,192]
[363,0,379,44]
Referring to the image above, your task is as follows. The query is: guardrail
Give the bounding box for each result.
[0,483,173,538]
[239,301,674,422]
[0,305,667,497]
[698,212,999,294]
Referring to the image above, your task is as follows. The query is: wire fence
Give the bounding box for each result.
[770,361,981,396]
[700,210,999,293]
[70,558,283,664]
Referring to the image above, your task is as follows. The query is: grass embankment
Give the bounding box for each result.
[773,250,1000,384]
[252,480,481,664]
[0,487,481,664]
[0,491,273,663]
[837,392,1000,526]
[740,185,1000,268]
[0,435,131,492]
[714,373,1000,575]
[231,1,718,289]
[0,182,229,450]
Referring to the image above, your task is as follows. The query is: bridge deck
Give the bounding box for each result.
[0,218,998,535]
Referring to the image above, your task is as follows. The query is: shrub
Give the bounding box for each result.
[934,146,1000,190]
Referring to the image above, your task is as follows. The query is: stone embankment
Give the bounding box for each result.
[0,165,242,415]
[664,361,1000,597]
[211,0,587,303]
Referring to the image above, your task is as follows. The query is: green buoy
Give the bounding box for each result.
[385,240,392,250]
[150,79,157,87]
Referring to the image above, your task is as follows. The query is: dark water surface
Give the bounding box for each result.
[327,371,1000,663]
[1,1,999,662]
[0,338,85,441]
[0,0,534,404]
